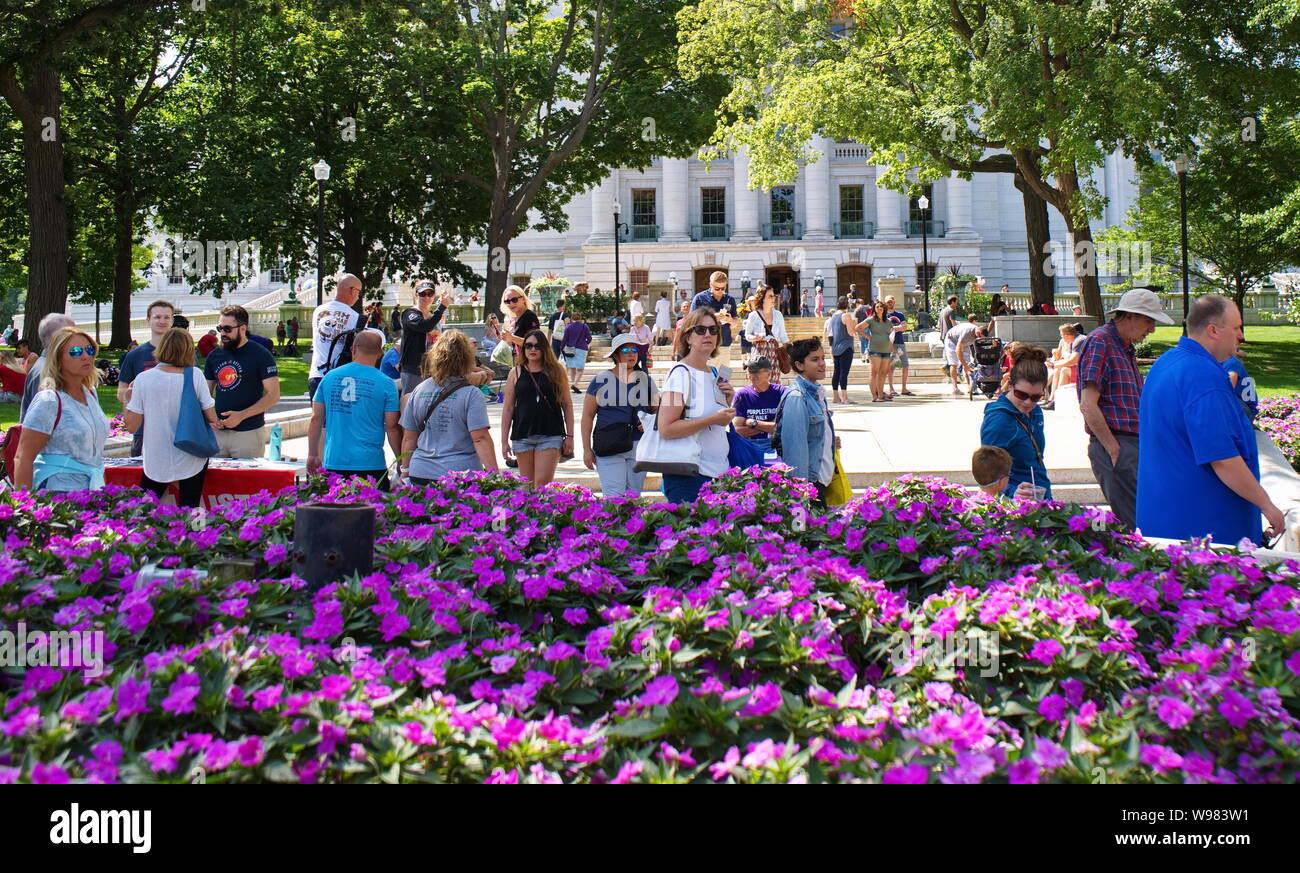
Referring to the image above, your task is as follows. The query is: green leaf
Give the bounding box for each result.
[606,718,662,738]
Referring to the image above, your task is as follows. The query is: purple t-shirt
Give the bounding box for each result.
[733,384,786,442]
[562,320,592,351]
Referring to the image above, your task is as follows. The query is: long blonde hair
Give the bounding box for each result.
[40,327,101,394]
[499,285,532,316]
[424,329,477,382]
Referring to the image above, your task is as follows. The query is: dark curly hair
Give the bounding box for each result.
[784,337,823,373]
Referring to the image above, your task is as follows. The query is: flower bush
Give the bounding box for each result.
[1257,393,1300,473]
[1,470,1297,784]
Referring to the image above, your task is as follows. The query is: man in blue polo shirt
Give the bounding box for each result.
[690,270,739,348]
[1137,294,1284,544]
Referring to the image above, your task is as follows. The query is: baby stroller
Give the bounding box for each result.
[968,337,1004,401]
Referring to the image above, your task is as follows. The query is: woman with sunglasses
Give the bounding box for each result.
[979,343,1052,500]
[656,308,736,504]
[12,327,109,493]
[497,285,540,362]
[863,299,896,403]
[745,286,789,382]
[501,329,573,486]
[581,332,659,496]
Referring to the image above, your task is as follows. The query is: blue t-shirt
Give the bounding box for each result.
[316,362,399,471]
[118,342,158,386]
[1222,356,1258,421]
[586,369,658,428]
[886,310,907,345]
[691,289,738,346]
[250,334,274,352]
[380,347,401,379]
[1137,337,1262,544]
[733,383,786,447]
[203,340,279,431]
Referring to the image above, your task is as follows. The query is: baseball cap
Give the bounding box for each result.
[1107,288,1174,324]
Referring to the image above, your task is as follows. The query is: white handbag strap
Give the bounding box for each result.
[656,364,695,431]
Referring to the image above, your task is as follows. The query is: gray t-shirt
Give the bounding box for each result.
[19,355,44,419]
[398,378,491,480]
[938,306,957,341]
[21,387,109,491]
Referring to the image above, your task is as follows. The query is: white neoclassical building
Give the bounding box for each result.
[459,138,1142,306]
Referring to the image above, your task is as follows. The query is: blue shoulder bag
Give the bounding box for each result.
[173,366,218,457]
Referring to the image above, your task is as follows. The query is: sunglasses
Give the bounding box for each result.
[67,344,97,358]
[417,290,436,298]
[1012,388,1044,403]
[504,297,523,304]
[523,342,542,350]
[216,324,241,334]
[692,325,720,336]
[616,346,638,355]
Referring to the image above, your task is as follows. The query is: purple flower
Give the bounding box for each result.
[160,673,201,715]
[1217,688,1256,729]
[1009,759,1041,784]
[542,641,578,662]
[897,537,918,554]
[562,608,589,626]
[236,736,265,767]
[31,762,70,784]
[379,612,409,642]
[1286,651,1300,677]
[610,760,643,784]
[115,676,151,722]
[638,676,679,708]
[1032,739,1068,770]
[490,655,516,675]
[1038,694,1068,722]
[882,763,928,784]
[739,682,783,718]
[1156,697,1195,729]
[1029,639,1064,666]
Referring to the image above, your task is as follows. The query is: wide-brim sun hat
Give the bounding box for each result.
[607,333,639,359]
[1107,288,1174,325]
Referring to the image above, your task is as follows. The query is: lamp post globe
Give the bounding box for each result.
[313,160,331,307]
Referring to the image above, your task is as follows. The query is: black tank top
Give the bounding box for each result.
[511,366,565,439]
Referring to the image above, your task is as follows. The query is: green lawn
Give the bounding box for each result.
[1,348,312,431]
[1142,325,1299,398]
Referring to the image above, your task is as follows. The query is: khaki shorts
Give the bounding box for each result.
[214,427,267,459]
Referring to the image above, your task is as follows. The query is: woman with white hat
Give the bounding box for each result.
[580,332,659,496]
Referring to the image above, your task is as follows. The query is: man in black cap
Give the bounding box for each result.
[396,280,452,396]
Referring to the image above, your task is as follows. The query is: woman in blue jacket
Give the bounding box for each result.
[979,344,1051,500]
[777,338,838,504]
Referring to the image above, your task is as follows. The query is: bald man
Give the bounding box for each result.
[309,273,363,399]
[307,328,400,487]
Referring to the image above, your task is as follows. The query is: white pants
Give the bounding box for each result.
[595,449,645,496]
[214,427,267,459]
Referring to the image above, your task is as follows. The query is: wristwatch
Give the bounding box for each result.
[746,418,756,429]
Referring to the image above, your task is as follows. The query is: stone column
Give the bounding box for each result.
[661,157,691,242]
[587,174,615,244]
[947,173,975,238]
[731,147,761,242]
[803,136,833,240]
[874,165,904,239]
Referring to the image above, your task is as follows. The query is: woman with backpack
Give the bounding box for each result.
[11,327,110,493]
[121,328,220,508]
[501,328,573,487]
[775,338,838,504]
[580,332,659,496]
[399,330,498,485]
[745,286,789,382]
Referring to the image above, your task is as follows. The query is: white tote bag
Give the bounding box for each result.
[633,365,703,475]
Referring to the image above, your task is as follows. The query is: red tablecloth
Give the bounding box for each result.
[105,462,297,508]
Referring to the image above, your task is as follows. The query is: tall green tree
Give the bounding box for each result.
[0,0,170,349]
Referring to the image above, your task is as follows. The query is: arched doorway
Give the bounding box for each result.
[764,267,800,296]
[693,267,721,296]
[837,265,872,304]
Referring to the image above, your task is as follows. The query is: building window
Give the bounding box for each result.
[168,257,183,285]
[269,261,286,284]
[631,189,656,226]
[629,268,649,297]
[701,188,725,226]
[771,187,795,225]
[511,274,531,291]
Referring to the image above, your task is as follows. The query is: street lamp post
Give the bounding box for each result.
[918,194,930,313]
[313,159,331,307]
[613,200,628,309]
[1174,153,1191,336]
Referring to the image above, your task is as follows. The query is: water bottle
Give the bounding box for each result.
[268,424,283,461]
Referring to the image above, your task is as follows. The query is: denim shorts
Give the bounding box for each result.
[511,434,564,454]
[869,351,892,359]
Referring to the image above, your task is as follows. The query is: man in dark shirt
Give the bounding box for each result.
[397,281,452,395]
[690,271,739,347]
[119,300,175,455]
[204,304,281,458]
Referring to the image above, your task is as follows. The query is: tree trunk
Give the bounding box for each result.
[17,61,69,353]
[1070,219,1104,318]
[1234,275,1248,341]
[110,189,136,348]
[484,219,512,318]
[1014,173,1054,306]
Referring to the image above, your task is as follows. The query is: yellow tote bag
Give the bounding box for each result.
[826,446,852,506]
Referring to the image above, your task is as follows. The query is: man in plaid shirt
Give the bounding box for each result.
[1078,288,1171,528]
